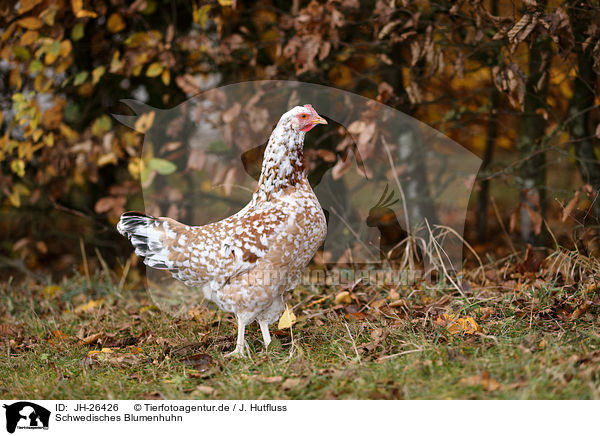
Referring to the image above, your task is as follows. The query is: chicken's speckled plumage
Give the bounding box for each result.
[117,105,328,357]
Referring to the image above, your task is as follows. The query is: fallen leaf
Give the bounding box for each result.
[42,285,61,298]
[334,291,352,305]
[278,306,296,329]
[281,378,302,390]
[436,313,479,335]
[478,307,495,320]
[182,353,215,373]
[78,332,103,346]
[345,312,368,321]
[84,347,143,366]
[570,301,592,320]
[461,370,501,392]
[73,298,104,313]
[196,385,216,395]
[259,376,283,384]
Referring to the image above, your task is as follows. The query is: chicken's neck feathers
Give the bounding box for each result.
[254,119,306,202]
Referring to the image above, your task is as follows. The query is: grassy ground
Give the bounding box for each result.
[1,261,599,400]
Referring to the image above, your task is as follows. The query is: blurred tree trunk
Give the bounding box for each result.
[567,1,600,219]
[516,8,551,246]
[476,0,500,243]
[477,87,500,242]
[386,42,438,233]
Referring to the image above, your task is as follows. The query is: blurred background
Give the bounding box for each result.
[1,0,599,281]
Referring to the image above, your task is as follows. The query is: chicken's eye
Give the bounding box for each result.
[300,114,308,119]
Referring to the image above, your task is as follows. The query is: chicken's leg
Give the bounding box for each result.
[258,320,271,351]
[225,316,246,358]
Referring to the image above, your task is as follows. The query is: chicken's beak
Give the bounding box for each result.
[312,115,328,125]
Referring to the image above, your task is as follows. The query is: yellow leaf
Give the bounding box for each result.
[278,305,296,329]
[128,157,142,179]
[10,159,26,177]
[134,111,155,133]
[193,4,212,28]
[39,6,58,25]
[17,17,43,30]
[146,62,163,77]
[71,0,98,18]
[32,128,43,142]
[44,50,57,65]
[74,298,104,313]
[59,39,72,57]
[110,50,123,73]
[20,30,39,46]
[8,189,21,207]
[44,132,54,147]
[107,13,126,33]
[334,291,352,305]
[9,69,22,90]
[218,0,233,6]
[92,65,106,85]
[97,152,117,167]
[161,69,171,86]
[436,313,479,335]
[42,285,61,297]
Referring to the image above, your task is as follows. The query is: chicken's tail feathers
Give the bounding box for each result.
[117,211,181,270]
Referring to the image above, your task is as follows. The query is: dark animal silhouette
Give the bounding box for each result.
[366,185,407,262]
[3,402,50,434]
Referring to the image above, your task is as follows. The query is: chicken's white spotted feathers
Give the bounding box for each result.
[117,104,328,357]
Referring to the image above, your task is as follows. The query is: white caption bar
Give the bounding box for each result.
[0,400,594,436]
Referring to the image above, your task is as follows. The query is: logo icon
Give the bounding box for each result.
[2,402,50,434]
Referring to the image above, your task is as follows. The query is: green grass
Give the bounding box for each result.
[1,270,599,400]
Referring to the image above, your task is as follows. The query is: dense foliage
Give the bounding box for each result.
[1,0,600,276]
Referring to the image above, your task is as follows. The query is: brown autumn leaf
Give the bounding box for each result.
[78,332,103,346]
[281,378,303,390]
[345,312,368,321]
[257,375,284,384]
[182,353,216,373]
[522,202,542,236]
[84,347,144,366]
[478,307,495,320]
[561,190,580,222]
[94,196,126,215]
[41,103,64,129]
[196,385,216,395]
[570,301,592,320]
[175,74,201,95]
[461,370,501,392]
